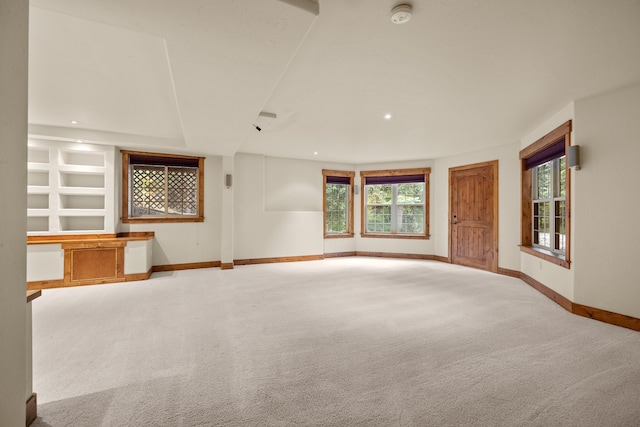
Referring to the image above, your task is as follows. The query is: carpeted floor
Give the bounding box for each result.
[31,257,640,426]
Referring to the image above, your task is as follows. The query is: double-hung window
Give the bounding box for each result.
[520,120,571,267]
[360,168,430,239]
[322,170,354,238]
[122,151,204,223]
[532,156,566,254]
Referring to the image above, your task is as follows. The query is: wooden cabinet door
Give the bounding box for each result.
[449,161,498,272]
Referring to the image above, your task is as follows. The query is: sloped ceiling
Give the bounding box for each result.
[28,0,640,163]
[28,0,319,155]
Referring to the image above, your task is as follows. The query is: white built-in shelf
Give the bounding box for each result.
[27,208,50,216]
[58,209,107,216]
[27,162,50,171]
[58,187,106,195]
[27,140,115,235]
[59,216,106,232]
[27,186,51,195]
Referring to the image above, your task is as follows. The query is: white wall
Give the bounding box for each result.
[264,156,323,212]
[519,103,576,300]
[0,0,28,423]
[573,83,640,318]
[120,153,222,266]
[234,153,355,259]
[433,142,521,271]
[235,153,519,264]
[27,244,64,281]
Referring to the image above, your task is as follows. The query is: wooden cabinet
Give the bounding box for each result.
[27,233,154,290]
[63,241,126,286]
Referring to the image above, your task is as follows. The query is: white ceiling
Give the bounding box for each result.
[28,0,640,164]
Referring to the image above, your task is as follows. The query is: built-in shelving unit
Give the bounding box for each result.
[27,139,115,235]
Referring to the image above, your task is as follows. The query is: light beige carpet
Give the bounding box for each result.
[32,257,640,426]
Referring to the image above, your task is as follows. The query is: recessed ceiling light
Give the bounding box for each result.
[75,139,84,143]
[384,113,393,120]
[313,151,318,156]
[71,120,79,125]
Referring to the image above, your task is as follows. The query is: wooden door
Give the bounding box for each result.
[449,161,498,272]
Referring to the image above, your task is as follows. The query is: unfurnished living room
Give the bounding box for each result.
[1,1,640,426]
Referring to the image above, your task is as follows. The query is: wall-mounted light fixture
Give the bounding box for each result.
[568,145,581,170]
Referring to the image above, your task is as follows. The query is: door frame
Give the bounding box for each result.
[448,160,499,273]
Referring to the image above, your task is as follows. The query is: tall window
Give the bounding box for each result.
[122,151,204,223]
[520,120,571,268]
[360,168,430,239]
[533,156,566,254]
[322,170,354,238]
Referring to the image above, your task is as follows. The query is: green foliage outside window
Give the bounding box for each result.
[326,183,348,233]
[365,183,424,234]
[533,156,566,253]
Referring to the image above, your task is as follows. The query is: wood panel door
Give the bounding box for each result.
[449,161,498,272]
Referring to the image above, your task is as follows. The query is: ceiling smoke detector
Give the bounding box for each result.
[390,4,413,24]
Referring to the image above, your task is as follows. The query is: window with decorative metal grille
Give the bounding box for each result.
[122,151,204,223]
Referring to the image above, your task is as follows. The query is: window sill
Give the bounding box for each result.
[361,233,430,240]
[122,217,204,224]
[324,233,355,239]
[520,245,570,269]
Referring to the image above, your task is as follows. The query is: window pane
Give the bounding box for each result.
[326,183,348,233]
[168,167,198,215]
[364,181,425,235]
[533,201,551,248]
[558,156,566,197]
[555,200,566,253]
[366,205,391,232]
[397,183,424,204]
[366,184,392,204]
[398,205,424,233]
[536,162,551,200]
[131,166,166,216]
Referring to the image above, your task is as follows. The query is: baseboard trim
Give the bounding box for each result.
[152,261,221,272]
[497,267,521,278]
[324,251,357,258]
[125,268,153,282]
[26,392,37,426]
[234,255,324,266]
[354,251,436,260]
[220,262,234,270]
[572,303,640,332]
[519,273,640,332]
[434,255,450,263]
[519,273,573,311]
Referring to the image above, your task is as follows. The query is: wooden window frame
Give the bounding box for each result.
[360,168,430,240]
[322,169,355,238]
[520,120,571,268]
[122,150,205,224]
